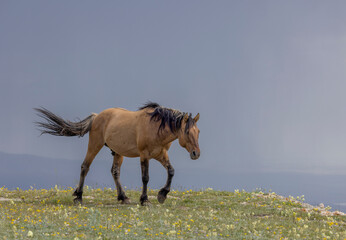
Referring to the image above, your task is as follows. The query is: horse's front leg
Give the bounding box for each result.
[140,157,150,206]
[157,153,175,204]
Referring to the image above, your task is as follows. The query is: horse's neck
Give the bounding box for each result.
[158,130,178,145]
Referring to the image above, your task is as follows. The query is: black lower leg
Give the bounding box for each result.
[73,163,89,203]
[158,165,174,203]
[140,160,149,205]
[111,164,129,203]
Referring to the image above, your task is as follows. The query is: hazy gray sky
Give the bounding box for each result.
[1,1,346,174]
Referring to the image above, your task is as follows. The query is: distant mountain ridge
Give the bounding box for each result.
[0,151,82,189]
[0,151,169,190]
[1,151,346,212]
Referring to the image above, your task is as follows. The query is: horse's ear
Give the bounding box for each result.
[193,113,200,123]
[183,113,189,122]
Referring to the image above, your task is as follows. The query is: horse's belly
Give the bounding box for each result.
[103,110,142,157]
[114,147,140,158]
[105,133,140,157]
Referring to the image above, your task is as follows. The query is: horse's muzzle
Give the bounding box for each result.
[190,150,200,160]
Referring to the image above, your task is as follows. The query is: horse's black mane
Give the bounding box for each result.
[138,102,161,110]
[139,102,194,133]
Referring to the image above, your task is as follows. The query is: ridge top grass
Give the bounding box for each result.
[0,187,345,239]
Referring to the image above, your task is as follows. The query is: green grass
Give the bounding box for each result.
[0,186,345,239]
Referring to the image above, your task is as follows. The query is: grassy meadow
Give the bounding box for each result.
[0,186,345,239]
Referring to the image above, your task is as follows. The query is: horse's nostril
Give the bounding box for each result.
[190,150,199,160]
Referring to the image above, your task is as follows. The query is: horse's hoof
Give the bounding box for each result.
[141,200,151,206]
[158,189,169,204]
[73,197,83,205]
[121,198,131,204]
[72,190,82,197]
[157,194,167,204]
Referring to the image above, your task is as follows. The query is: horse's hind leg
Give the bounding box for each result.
[73,135,103,204]
[111,152,130,204]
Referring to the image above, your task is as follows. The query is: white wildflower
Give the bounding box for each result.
[27,231,34,237]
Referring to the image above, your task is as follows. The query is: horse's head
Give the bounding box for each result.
[178,113,200,160]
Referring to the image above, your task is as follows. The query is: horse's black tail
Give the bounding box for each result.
[34,107,97,137]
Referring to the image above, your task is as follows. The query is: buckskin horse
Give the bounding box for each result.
[35,102,200,205]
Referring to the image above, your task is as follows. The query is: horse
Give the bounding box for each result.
[35,102,200,205]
